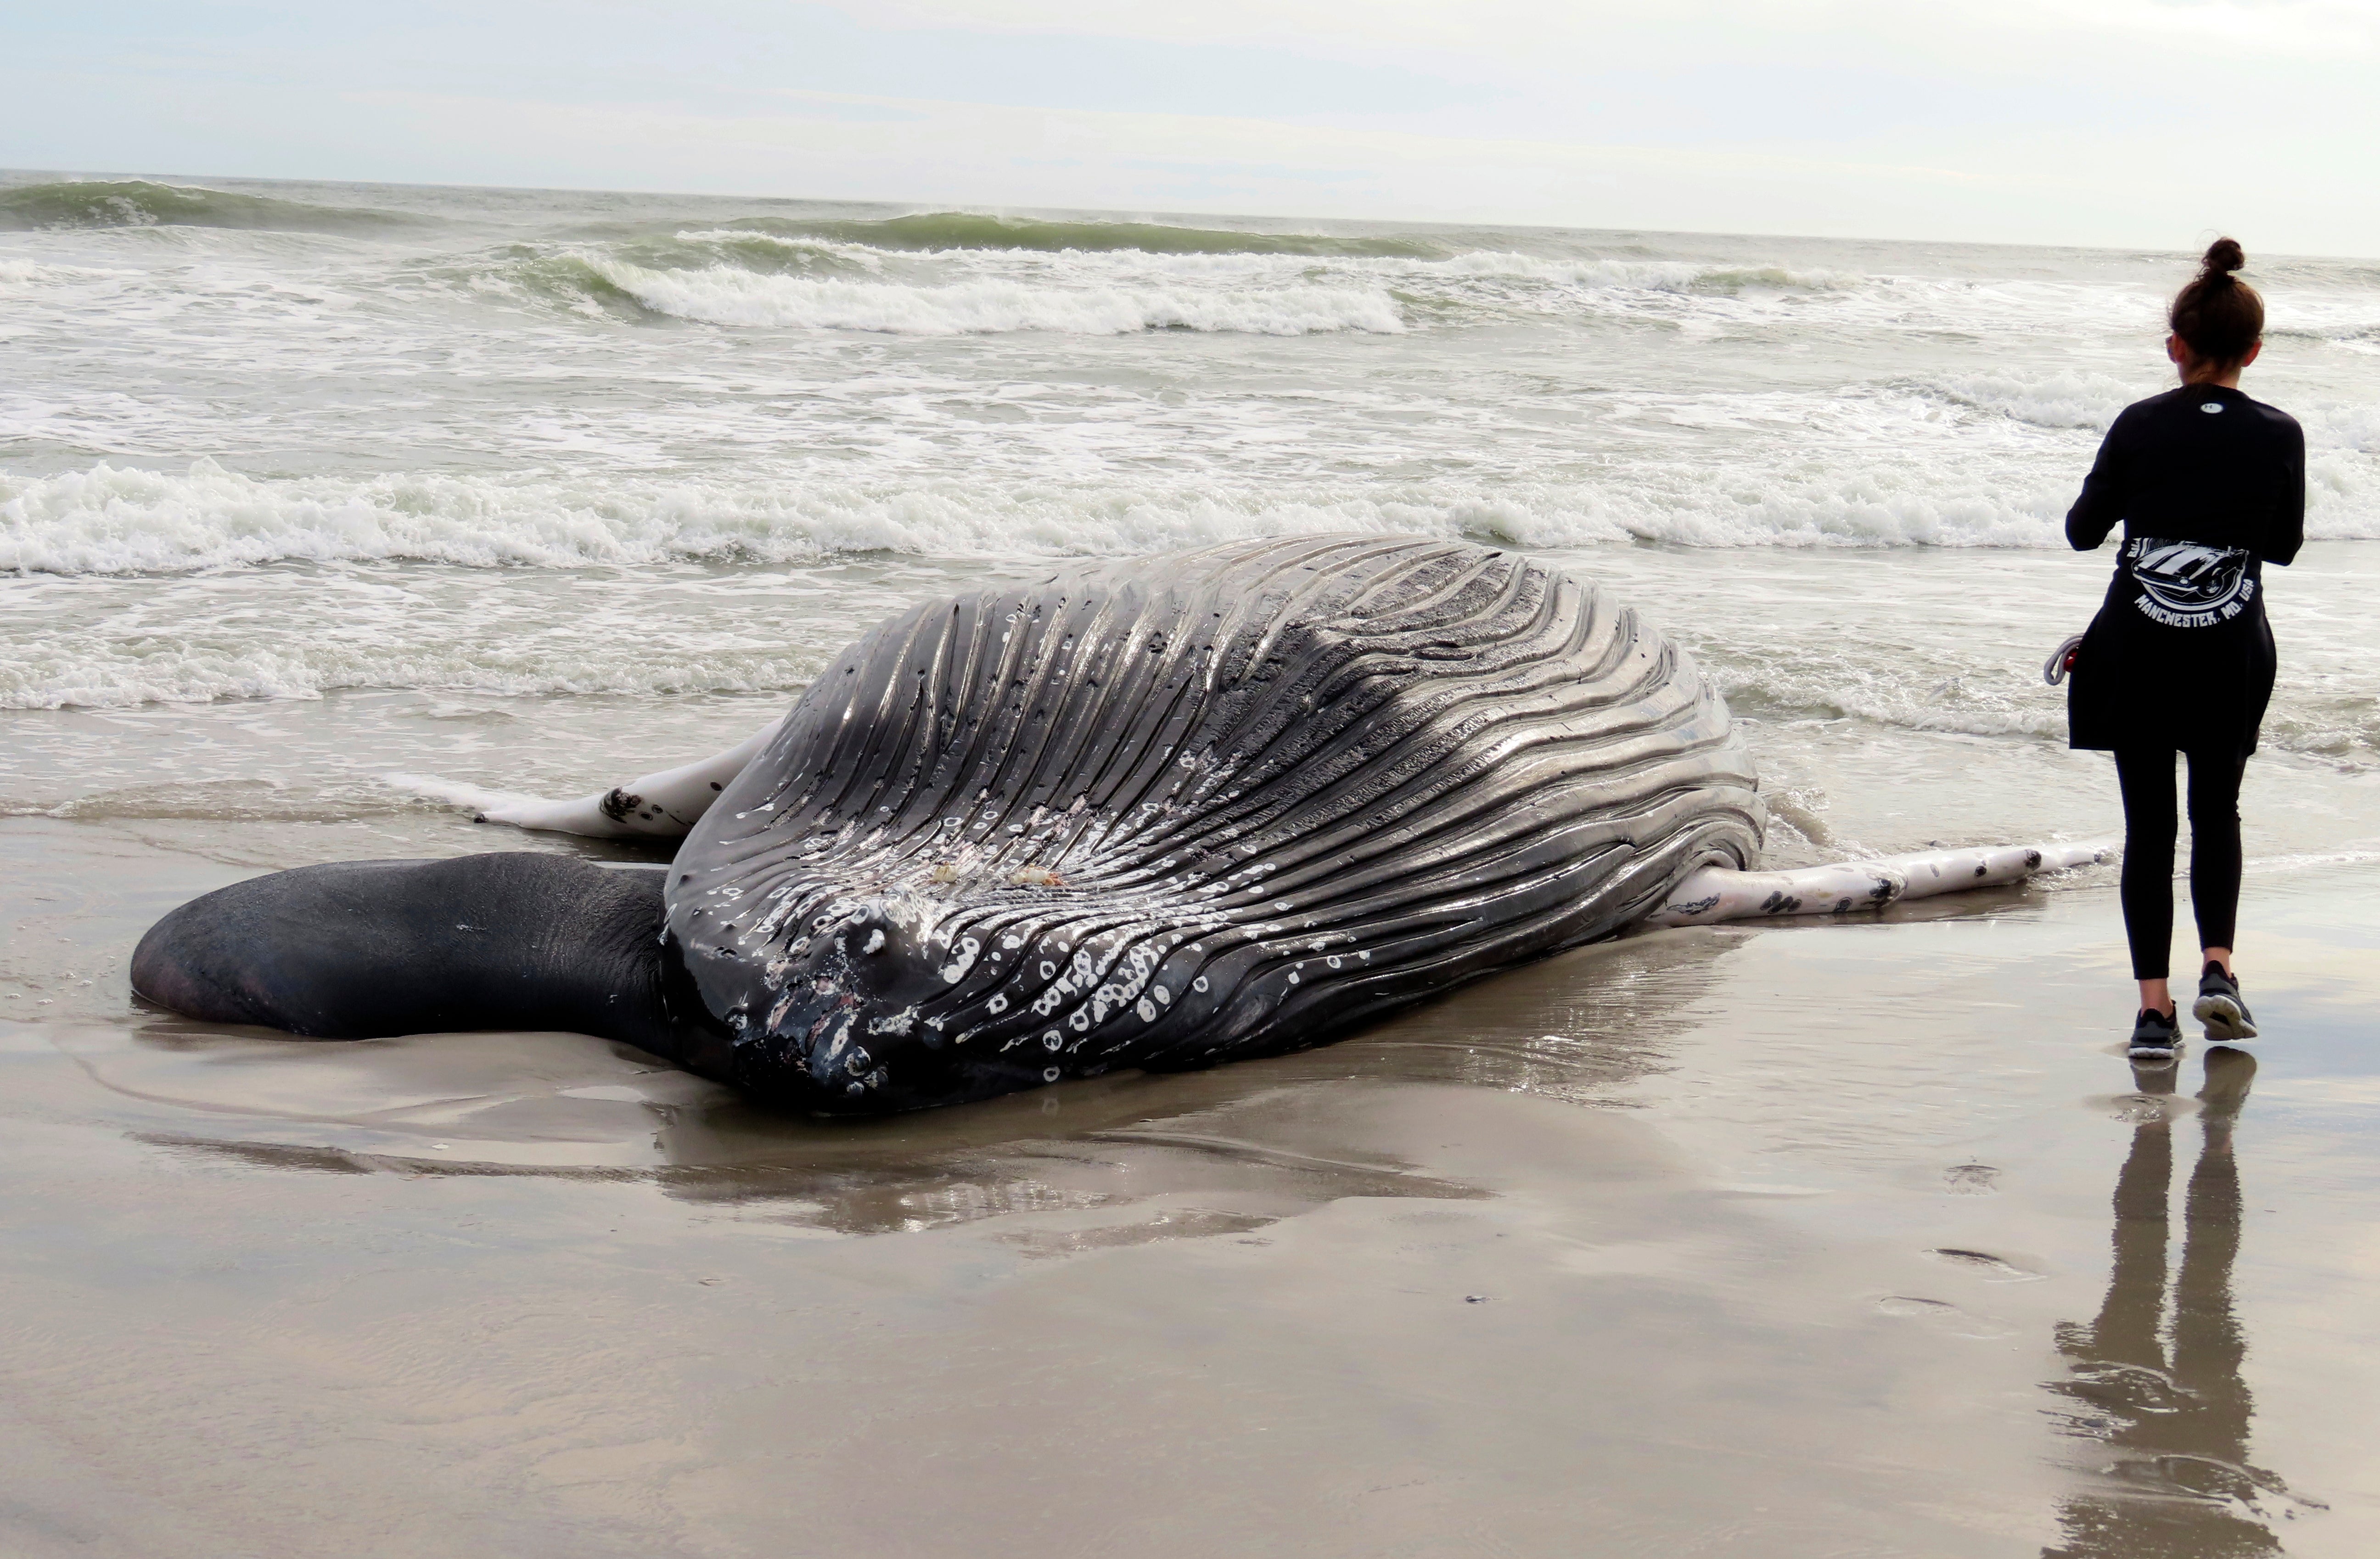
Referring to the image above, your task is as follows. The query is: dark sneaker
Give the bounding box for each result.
[2194,962,2258,1043]
[2128,1006,2180,1062]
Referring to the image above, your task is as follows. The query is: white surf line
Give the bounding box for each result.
[1650,840,2114,927]
[2242,848,2380,874]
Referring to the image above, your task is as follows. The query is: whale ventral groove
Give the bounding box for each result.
[670,534,1763,1113]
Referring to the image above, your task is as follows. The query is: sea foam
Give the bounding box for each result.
[0,457,2148,583]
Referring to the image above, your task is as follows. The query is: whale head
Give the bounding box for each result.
[671,870,1079,1113]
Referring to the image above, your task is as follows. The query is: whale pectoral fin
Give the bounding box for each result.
[475,786,686,841]
[403,717,786,841]
[1646,839,2114,926]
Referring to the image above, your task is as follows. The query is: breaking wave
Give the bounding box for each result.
[9,452,2370,587]
[1430,251,1857,293]
[1914,370,2137,431]
[440,233,1866,336]
[718,211,1442,258]
[0,456,2184,583]
[0,179,422,234]
[575,257,1406,335]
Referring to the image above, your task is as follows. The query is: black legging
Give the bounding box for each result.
[2113,748,2247,981]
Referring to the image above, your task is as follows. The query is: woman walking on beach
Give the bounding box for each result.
[2065,239,2304,1062]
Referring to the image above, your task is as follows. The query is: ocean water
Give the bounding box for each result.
[3,172,2376,874]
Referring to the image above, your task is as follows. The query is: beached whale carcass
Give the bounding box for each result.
[133,536,2100,1114]
[659,535,1763,1109]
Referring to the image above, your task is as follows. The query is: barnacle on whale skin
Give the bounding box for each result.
[665,535,1763,1113]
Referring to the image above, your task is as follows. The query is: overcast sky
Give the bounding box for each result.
[7,0,2378,253]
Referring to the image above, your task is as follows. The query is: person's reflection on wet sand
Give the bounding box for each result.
[2044,1050,2319,1557]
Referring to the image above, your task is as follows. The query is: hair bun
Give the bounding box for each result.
[2172,238,2262,361]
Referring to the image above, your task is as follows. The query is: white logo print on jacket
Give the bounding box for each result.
[2126,537,2256,628]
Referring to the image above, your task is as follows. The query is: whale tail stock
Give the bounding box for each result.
[128,853,735,1078]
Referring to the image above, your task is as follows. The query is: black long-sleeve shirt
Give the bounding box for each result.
[2063,383,2305,753]
[2066,383,2304,560]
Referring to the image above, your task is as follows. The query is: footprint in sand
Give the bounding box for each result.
[1925,1247,2049,1282]
[1874,1295,2013,1340]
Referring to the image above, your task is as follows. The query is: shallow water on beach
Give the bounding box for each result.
[3,172,2380,1553]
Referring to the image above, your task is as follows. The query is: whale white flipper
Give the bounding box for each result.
[449,718,785,840]
[1649,840,2111,927]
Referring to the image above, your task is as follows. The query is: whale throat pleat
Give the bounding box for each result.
[666,535,1763,1112]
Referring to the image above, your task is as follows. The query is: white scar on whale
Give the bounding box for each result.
[414,731,2111,926]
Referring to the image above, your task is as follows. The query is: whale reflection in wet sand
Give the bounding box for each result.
[2043,1050,2324,1557]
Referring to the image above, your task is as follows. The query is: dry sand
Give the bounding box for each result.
[2,813,2376,1557]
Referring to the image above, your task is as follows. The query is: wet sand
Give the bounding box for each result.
[3,815,2377,1557]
